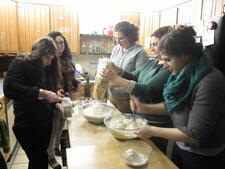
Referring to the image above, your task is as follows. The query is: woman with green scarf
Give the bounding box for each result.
[130,26,225,169]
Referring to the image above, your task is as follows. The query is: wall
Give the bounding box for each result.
[139,0,225,51]
[0,0,140,55]
[1,0,225,54]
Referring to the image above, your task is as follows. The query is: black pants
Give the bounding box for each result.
[0,150,7,169]
[13,124,52,169]
[172,144,225,169]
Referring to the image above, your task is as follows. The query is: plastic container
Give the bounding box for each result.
[61,97,73,119]
[93,58,113,100]
[95,57,113,87]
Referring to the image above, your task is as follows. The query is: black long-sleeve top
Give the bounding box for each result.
[3,58,55,127]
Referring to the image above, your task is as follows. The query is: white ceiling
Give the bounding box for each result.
[13,0,189,11]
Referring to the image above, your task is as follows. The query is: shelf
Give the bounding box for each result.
[80,34,115,55]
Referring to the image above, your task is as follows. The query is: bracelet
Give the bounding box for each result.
[126,80,136,93]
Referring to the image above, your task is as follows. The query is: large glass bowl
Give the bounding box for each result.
[118,140,152,166]
[79,101,116,124]
[104,113,147,140]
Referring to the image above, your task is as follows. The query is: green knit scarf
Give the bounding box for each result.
[163,55,213,115]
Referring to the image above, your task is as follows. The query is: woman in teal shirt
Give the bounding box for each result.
[101,26,172,153]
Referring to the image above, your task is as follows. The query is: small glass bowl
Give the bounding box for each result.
[118,140,152,166]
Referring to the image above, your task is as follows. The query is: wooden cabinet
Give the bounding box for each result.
[120,11,140,27]
[17,3,50,52]
[0,0,18,53]
[50,6,80,54]
[212,0,224,17]
[202,0,214,20]
[160,7,178,27]
[139,12,160,47]
[139,12,153,46]
[177,0,202,24]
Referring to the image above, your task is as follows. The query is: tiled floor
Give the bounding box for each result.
[8,145,63,169]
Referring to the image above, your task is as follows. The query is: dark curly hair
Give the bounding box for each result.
[151,26,173,39]
[157,25,203,61]
[114,21,139,43]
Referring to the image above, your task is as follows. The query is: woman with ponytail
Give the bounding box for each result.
[130,26,225,169]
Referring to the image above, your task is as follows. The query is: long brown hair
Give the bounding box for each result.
[22,37,61,91]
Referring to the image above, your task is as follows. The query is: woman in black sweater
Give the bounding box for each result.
[3,37,62,169]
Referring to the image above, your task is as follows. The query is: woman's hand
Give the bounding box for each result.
[76,83,85,95]
[136,125,154,140]
[101,67,118,81]
[39,89,62,103]
[130,96,144,113]
[57,89,65,97]
[55,102,63,112]
[107,63,122,75]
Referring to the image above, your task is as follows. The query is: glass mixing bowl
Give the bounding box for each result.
[79,101,116,124]
[118,140,152,166]
[104,113,147,140]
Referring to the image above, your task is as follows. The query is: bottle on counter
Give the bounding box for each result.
[84,72,91,98]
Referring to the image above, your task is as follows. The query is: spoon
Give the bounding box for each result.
[132,111,136,123]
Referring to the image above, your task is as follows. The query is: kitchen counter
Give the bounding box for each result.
[66,101,178,169]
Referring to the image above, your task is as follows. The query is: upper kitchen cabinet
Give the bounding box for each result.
[17,3,50,52]
[0,0,19,53]
[50,6,80,54]
[177,0,202,25]
[212,0,224,17]
[201,0,224,20]
[139,12,160,48]
[120,11,140,27]
[202,0,214,20]
[139,12,153,46]
[160,7,178,27]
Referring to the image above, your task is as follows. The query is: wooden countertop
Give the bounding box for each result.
[66,102,178,169]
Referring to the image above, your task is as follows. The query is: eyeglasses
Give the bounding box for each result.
[55,41,64,46]
[113,36,127,42]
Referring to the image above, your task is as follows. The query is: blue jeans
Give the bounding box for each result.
[172,144,225,169]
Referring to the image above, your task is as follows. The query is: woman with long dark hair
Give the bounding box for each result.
[47,31,83,169]
[3,37,62,169]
